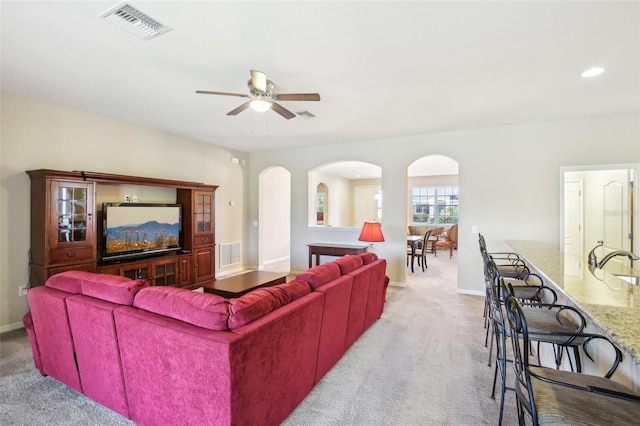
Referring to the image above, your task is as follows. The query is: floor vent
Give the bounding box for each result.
[220,242,241,267]
[99,2,172,40]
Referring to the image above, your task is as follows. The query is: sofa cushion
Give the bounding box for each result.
[134,286,229,331]
[295,262,341,290]
[359,252,378,265]
[333,255,364,274]
[45,270,94,294]
[81,276,149,306]
[228,280,311,329]
[408,225,427,236]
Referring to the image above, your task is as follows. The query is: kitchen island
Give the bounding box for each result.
[507,240,640,390]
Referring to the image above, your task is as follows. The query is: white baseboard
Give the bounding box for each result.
[263,256,289,265]
[457,288,484,297]
[215,265,245,279]
[0,321,25,334]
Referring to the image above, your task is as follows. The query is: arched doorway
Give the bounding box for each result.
[407,155,459,258]
[258,167,291,273]
[316,183,328,225]
[308,161,382,228]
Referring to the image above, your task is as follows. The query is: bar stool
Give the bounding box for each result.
[486,263,587,425]
[504,295,640,425]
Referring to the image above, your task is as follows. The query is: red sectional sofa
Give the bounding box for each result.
[23,252,388,426]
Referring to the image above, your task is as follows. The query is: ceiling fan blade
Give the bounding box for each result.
[275,93,321,102]
[250,70,267,93]
[196,90,250,98]
[227,102,251,116]
[271,102,296,119]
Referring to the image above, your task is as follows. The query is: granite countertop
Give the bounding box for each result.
[506,240,640,364]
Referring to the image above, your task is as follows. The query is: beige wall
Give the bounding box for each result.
[2,90,639,330]
[0,92,248,331]
[247,113,640,292]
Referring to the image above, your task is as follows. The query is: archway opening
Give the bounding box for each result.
[259,167,291,273]
[316,183,328,225]
[407,155,459,258]
[309,161,382,228]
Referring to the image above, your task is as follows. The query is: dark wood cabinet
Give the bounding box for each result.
[98,255,189,286]
[193,246,215,283]
[177,188,216,285]
[28,169,217,288]
[178,256,191,287]
[27,170,97,285]
[149,257,179,286]
[98,261,150,280]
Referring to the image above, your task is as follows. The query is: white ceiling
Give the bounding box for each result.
[1,1,638,153]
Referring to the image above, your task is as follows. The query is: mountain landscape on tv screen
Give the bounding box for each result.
[106,220,179,254]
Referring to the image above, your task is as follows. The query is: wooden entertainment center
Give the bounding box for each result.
[27,169,218,288]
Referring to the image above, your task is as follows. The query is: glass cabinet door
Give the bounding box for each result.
[51,180,94,247]
[122,265,149,281]
[195,191,213,234]
[153,259,178,286]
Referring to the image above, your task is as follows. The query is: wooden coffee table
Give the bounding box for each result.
[196,270,288,298]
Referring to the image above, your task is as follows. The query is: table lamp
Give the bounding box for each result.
[358,221,385,252]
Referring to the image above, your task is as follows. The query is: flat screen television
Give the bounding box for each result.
[102,203,182,261]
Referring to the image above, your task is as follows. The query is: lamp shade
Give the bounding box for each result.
[358,222,385,243]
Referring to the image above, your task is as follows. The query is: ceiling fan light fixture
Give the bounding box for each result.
[250,98,272,112]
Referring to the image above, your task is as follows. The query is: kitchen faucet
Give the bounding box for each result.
[588,242,639,269]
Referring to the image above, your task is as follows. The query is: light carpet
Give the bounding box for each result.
[0,253,517,425]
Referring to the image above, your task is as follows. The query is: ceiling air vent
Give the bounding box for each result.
[99,2,172,40]
[297,111,316,119]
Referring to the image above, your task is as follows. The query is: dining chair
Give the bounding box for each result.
[406,229,433,272]
[426,226,444,255]
[504,295,640,425]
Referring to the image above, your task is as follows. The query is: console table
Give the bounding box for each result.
[307,243,369,267]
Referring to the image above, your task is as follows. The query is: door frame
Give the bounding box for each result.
[559,163,639,260]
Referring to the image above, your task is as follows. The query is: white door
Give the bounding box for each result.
[564,180,583,276]
[563,165,637,273]
[354,186,378,228]
[602,170,632,255]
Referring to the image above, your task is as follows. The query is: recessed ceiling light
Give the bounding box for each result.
[581,67,604,78]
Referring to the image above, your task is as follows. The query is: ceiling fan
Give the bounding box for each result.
[196,70,321,119]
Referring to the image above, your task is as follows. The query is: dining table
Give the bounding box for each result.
[407,235,423,273]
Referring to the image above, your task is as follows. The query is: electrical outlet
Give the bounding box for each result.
[18,285,28,297]
[124,194,131,202]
